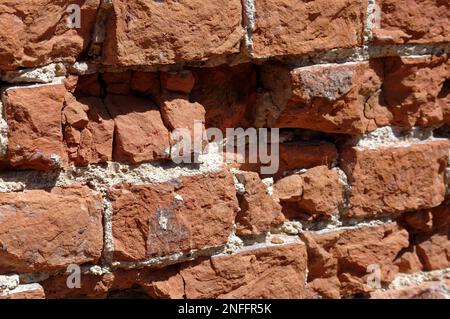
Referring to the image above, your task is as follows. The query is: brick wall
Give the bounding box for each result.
[0,0,449,299]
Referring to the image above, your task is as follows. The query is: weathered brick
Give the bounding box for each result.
[301,223,409,298]
[103,0,244,66]
[63,95,114,166]
[4,84,67,170]
[382,55,450,128]
[341,141,450,218]
[0,0,99,70]
[0,186,103,274]
[180,243,307,299]
[235,171,284,236]
[251,0,367,58]
[109,170,238,261]
[105,95,171,164]
[416,229,450,271]
[274,166,343,221]
[258,61,388,134]
[191,64,256,132]
[373,0,450,44]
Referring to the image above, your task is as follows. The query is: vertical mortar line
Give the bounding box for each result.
[363,0,378,60]
[241,0,256,57]
[101,192,115,267]
[0,89,9,160]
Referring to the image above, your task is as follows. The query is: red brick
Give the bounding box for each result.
[416,229,450,271]
[252,0,367,58]
[341,141,450,218]
[0,0,99,70]
[191,64,256,132]
[301,223,409,298]
[382,55,450,128]
[180,243,307,299]
[4,84,68,170]
[103,0,244,66]
[109,170,238,261]
[0,186,104,274]
[258,61,388,134]
[105,95,171,164]
[235,171,284,236]
[274,166,343,220]
[373,0,450,44]
[63,95,114,166]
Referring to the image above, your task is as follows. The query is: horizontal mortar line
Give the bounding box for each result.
[1,43,449,87]
[388,267,450,290]
[0,160,225,193]
[274,217,396,235]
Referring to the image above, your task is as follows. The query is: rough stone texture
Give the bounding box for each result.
[235,171,284,236]
[258,61,389,134]
[341,141,450,218]
[110,170,238,261]
[180,243,307,299]
[298,166,343,217]
[0,186,103,274]
[274,166,343,220]
[273,174,303,202]
[416,230,450,270]
[4,84,68,170]
[383,55,450,128]
[103,0,244,66]
[301,223,409,298]
[105,95,171,164]
[373,0,450,44]
[0,0,100,70]
[191,64,256,132]
[159,95,206,132]
[371,280,450,299]
[252,0,367,58]
[63,95,115,166]
[397,205,450,272]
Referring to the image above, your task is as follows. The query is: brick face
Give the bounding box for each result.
[341,141,450,218]
[0,0,99,70]
[109,170,238,261]
[180,243,308,299]
[0,186,103,274]
[373,0,450,44]
[258,61,387,134]
[252,0,367,58]
[0,0,449,300]
[5,84,68,170]
[103,0,244,66]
